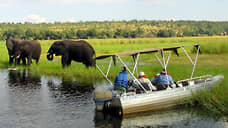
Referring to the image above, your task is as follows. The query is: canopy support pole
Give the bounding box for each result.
[191,45,200,79]
[161,50,170,86]
[117,56,148,93]
[132,53,140,77]
[96,64,113,86]
[165,51,172,68]
[106,57,112,77]
[182,47,194,65]
[155,54,164,68]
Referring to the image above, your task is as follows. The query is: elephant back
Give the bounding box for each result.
[30,40,41,58]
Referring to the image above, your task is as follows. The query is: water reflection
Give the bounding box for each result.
[41,76,95,128]
[1,69,95,128]
[46,77,94,102]
[94,108,228,128]
[47,77,93,93]
[94,111,122,128]
[8,69,41,87]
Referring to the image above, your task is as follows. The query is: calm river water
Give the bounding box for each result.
[0,69,227,128]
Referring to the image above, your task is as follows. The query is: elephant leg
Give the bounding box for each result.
[27,56,32,66]
[22,57,26,65]
[84,58,95,68]
[9,57,14,65]
[17,58,21,65]
[15,56,21,66]
[67,59,71,66]
[85,63,90,68]
[83,61,90,68]
[61,55,68,68]
[89,58,96,67]
[35,59,39,64]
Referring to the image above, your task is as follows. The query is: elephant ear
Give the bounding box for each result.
[56,42,66,51]
[12,39,22,47]
[6,39,13,50]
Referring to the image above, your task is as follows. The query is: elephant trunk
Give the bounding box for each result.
[47,53,54,60]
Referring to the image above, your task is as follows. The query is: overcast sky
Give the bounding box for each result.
[0,0,227,23]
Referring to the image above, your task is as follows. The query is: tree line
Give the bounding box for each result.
[0,20,228,40]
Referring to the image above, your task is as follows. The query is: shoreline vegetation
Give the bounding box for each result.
[1,20,228,40]
[0,36,227,116]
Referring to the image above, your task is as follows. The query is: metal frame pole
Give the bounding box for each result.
[181,47,194,65]
[117,56,148,93]
[132,53,140,77]
[165,51,172,68]
[155,54,164,68]
[191,45,200,79]
[161,50,170,86]
[106,57,113,77]
[96,64,113,86]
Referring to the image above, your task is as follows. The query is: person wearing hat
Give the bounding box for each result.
[138,72,157,92]
[114,66,128,93]
[151,69,174,90]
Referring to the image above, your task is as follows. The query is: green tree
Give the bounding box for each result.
[25,29,35,40]
[157,30,169,37]
[87,29,98,38]
[76,30,88,39]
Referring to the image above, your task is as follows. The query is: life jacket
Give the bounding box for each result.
[114,71,128,88]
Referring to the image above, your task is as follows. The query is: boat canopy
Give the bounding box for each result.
[95,44,201,93]
[96,44,200,60]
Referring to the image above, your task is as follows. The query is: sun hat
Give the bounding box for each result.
[139,72,145,76]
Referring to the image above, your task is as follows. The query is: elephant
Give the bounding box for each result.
[6,38,41,66]
[6,38,20,65]
[47,40,96,68]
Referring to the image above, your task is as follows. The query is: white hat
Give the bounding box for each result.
[139,72,145,76]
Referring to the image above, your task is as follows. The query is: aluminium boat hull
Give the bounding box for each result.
[111,75,224,115]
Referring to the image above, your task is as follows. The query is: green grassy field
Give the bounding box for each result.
[0,36,227,115]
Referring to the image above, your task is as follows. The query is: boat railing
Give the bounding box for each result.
[176,75,212,84]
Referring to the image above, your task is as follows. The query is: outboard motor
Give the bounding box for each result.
[94,90,112,111]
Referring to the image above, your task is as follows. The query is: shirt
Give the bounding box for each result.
[151,73,174,85]
[138,77,157,91]
[114,71,128,88]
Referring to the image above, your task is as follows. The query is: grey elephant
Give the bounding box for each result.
[7,38,41,66]
[47,40,96,68]
[6,38,21,64]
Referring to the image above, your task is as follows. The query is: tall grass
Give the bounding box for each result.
[88,36,228,55]
[0,36,227,82]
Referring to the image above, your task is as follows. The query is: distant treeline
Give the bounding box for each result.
[0,20,228,40]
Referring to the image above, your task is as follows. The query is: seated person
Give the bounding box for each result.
[151,69,174,90]
[114,66,128,93]
[138,72,157,92]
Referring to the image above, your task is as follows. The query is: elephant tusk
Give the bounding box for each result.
[16,55,20,59]
[47,53,50,56]
[10,55,14,58]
